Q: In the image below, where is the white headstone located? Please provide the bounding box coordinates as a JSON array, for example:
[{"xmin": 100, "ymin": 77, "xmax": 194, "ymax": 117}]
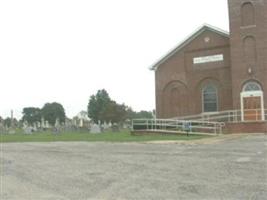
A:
[
  {"xmin": 41, "ymin": 117, "xmax": 45, "ymax": 128},
  {"xmin": 79, "ymin": 119, "xmax": 83, "ymax": 127},
  {"xmin": 55, "ymin": 118, "xmax": 60, "ymax": 127},
  {"xmin": 36, "ymin": 121, "xmax": 39, "ymax": 128},
  {"xmin": 90, "ymin": 123, "xmax": 101, "ymax": 134},
  {"xmin": 103, "ymin": 121, "xmax": 109, "ymax": 130},
  {"xmin": 23, "ymin": 121, "xmax": 28, "ymax": 129},
  {"xmin": 45, "ymin": 121, "xmax": 50, "ymax": 128},
  {"xmin": 24, "ymin": 126, "xmax": 33, "ymax": 134},
  {"xmin": 33, "ymin": 123, "xmax": 37, "ymax": 131}
]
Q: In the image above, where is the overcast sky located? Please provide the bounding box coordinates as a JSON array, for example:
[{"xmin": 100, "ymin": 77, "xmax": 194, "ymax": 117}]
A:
[{"xmin": 0, "ymin": 0, "xmax": 229, "ymax": 119}]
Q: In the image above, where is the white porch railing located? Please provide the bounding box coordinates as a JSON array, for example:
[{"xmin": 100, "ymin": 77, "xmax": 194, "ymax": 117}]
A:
[
  {"xmin": 132, "ymin": 109, "xmax": 266, "ymax": 135},
  {"xmin": 174, "ymin": 109, "xmax": 267, "ymax": 123},
  {"xmin": 132, "ymin": 119, "xmax": 225, "ymax": 135}
]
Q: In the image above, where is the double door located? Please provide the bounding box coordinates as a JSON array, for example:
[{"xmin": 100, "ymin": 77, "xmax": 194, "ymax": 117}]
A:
[{"xmin": 243, "ymin": 96, "xmax": 262, "ymax": 121}]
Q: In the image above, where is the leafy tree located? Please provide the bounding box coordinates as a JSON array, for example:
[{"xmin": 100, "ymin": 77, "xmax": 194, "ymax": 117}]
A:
[
  {"xmin": 88, "ymin": 89, "xmax": 112, "ymax": 123},
  {"xmin": 125, "ymin": 107, "xmax": 136, "ymax": 119},
  {"xmin": 126, "ymin": 109, "xmax": 153, "ymax": 119},
  {"xmin": 113, "ymin": 103, "xmax": 128, "ymax": 123},
  {"xmin": 22, "ymin": 107, "xmax": 41, "ymax": 125},
  {"xmin": 88, "ymin": 89, "xmax": 153, "ymax": 124},
  {"xmin": 42, "ymin": 102, "xmax": 66, "ymax": 125},
  {"xmin": 134, "ymin": 110, "xmax": 153, "ymax": 119},
  {"xmin": 104, "ymin": 101, "xmax": 128, "ymax": 123}
]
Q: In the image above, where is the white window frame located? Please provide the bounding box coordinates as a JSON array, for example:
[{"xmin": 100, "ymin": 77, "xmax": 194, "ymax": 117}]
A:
[{"xmin": 202, "ymin": 85, "xmax": 218, "ymax": 113}]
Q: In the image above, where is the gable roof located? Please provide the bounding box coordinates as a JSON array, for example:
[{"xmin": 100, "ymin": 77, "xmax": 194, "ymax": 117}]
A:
[{"xmin": 150, "ymin": 24, "xmax": 229, "ymax": 71}]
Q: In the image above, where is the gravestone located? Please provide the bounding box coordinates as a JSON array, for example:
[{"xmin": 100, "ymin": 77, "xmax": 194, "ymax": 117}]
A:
[
  {"xmin": 45, "ymin": 121, "xmax": 50, "ymax": 129},
  {"xmin": 24, "ymin": 126, "xmax": 33, "ymax": 134},
  {"xmin": 79, "ymin": 119, "xmax": 83, "ymax": 128},
  {"xmin": 123, "ymin": 123, "xmax": 128, "ymax": 129},
  {"xmin": 37, "ymin": 121, "xmax": 41, "ymax": 129},
  {"xmin": 90, "ymin": 123, "xmax": 101, "ymax": 134},
  {"xmin": 41, "ymin": 117, "xmax": 45, "ymax": 129},
  {"xmin": 55, "ymin": 118, "xmax": 60, "ymax": 128},
  {"xmin": 33, "ymin": 123, "xmax": 38, "ymax": 132},
  {"xmin": 102, "ymin": 121, "xmax": 111, "ymax": 132},
  {"xmin": 23, "ymin": 121, "xmax": 28, "ymax": 129}
]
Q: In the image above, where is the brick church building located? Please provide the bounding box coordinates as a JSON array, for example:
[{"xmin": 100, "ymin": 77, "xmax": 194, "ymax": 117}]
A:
[{"xmin": 151, "ymin": 0, "xmax": 266, "ymax": 125}]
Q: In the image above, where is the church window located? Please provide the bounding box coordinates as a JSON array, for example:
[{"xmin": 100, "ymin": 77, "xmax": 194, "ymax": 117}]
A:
[
  {"xmin": 241, "ymin": 2, "xmax": 255, "ymax": 26},
  {"xmin": 202, "ymin": 85, "xmax": 218, "ymax": 112},
  {"xmin": 243, "ymin": 81, "xmax": 261, "ymax": 92}
]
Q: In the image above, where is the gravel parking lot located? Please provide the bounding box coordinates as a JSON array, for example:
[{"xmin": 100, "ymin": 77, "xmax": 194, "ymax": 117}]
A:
[{"xmin": 1, "ymin": 134, "xmax": 267, "ymax": 200}]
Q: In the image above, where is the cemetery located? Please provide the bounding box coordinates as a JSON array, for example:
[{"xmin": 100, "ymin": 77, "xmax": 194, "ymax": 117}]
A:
[
  {"xmin": 0, "ymin": 111, "xmax": 208, "ymax": 143},
  {"xmin": 0, "ymin": 126, "xmax": 207, "ymax": 143},
  {"xmin": 0, "ymin": 89, "xmax": 211, "ymax": 142}
]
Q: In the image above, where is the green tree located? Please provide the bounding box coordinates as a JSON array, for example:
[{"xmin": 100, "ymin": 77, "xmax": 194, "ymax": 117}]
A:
[
  {"xmin": 125, "ymin": 107, "xmax": 136, "ymax": 119},
  {"xmin": 104, "ymin": 101, "xmax": 128, "ymax": 123},
  {"xmin": 88, "ymin": 89, "xmax": 112, "ymax": 123},
  {"xmin": 134, "ymin": 110, "xmax": 153, "ymax": 119},
  {"xmin": 126, "ymin": 109, "xmax": 153, "ymax": 119},
  {"xmin": 88, "ymin": 89, "xmax": 152, "ymax": 124},
  {"xmin": 42, "ymin": 102, "xmax": 66, "ymax": 125},
  {"xmin": 22, "ymin": 107, "xmax": 41, "ymax": 125}
]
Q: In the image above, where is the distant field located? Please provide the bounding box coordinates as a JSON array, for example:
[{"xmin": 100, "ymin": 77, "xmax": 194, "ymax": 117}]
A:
[{"xmin": 0, "ymin": 131, "xmax": 209, "ymax": 143}]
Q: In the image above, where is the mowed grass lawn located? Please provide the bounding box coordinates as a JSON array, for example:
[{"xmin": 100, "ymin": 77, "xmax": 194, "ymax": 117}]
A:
[{"xmin": 0, "ymin": 131, "xmax": 210, "ymax": 143}]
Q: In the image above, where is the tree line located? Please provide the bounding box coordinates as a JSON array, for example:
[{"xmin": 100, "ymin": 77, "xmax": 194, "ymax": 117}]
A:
[
  {"xmin": 87, "ymin": 89, "xmax": 153, "ymax": 124},
  {"xmin": 0, "ymin": 89, "xmax": 153, "ymax": 127},
  {"xmin": 22, "ymin": 102, "xmax": 66, "ymax": 126}
]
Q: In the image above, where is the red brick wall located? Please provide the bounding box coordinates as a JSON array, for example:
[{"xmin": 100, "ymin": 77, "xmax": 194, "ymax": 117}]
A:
[
  {"xmin": 228, "ymin": 0, "xmax": 267, "ymax": 109},
  {"xmin": 155, "ymin": 30, "xmax": 233, "ymax": 118},
  {"xmin": 224, "ymin": 121, "xmax": 267, "ymax": 134},
  {"xmin": 154, "ymin": 0, "xmax": 267, "ymax": 119}
]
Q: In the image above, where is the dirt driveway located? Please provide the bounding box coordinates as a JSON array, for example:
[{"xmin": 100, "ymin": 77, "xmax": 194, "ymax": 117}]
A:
[{"xmin": 1, "ymin": 134, "xmax": 266, "ymax": 200}]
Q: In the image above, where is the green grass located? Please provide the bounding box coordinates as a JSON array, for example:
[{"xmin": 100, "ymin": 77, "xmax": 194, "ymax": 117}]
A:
[{"xmin": 0, "ymin": 131, "xmax": 210, "ymax": 143}]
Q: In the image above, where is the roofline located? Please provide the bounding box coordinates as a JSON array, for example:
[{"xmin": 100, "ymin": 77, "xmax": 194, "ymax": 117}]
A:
[{"xmin": 150, "ymin": 24, "xmax": 229, "ymax": 71}]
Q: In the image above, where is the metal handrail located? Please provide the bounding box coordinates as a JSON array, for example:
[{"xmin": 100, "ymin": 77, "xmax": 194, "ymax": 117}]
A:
[
  {"xmin": 132, "ymin": 109, "xmax": 267, "ymax": 135},
  {"xmin": 175, "ymin": 109, "xmax": 239, "ymax": 119},
  {"xmin": 174, "ymin": 109, "xmax": 267, "ymax": 123},
  {"xmin": 132, "ymin": 119, "xmax": 225, "ymax": 135}
]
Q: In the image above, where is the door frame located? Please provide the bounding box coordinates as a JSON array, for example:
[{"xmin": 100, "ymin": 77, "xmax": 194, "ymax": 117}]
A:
[{"xmin": 240, "ymin": 90, "xmax": 264, "ymax": 121}]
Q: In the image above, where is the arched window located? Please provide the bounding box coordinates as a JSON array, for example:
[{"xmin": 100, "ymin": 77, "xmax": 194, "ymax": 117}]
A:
[
  {"xmin": 170, "ymin": 88, "xmax": 180, "ymax": 116},
  {"xmin": 243, "ymin": 81, "xmax": 262, "ymax": 92},
  {"xmin": 241, "ymin": 2, "xmax": 255, "ymax": 26},
  {"xmin": 202, "ymin": 85, "xmax": 218, "ymax": 112},
  {"xmin": 243, "ymin": 36, "xmax": 257, "ymax": 64}
]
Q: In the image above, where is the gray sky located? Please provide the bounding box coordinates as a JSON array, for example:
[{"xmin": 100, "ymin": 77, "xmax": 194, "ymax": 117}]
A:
[{"xmin": 0, "ymin": 0, "xmax": 229, "ymax": 119}]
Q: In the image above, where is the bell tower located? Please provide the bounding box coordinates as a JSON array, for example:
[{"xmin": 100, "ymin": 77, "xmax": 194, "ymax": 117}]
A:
[{"xmin": 228, "ymin": 0, "xmax": 267, "ymax": 119}]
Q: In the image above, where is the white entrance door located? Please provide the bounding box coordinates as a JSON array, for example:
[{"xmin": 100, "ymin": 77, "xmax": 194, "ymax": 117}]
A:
[{"xmin": 241, "ymin": 82, "xmax": 264, "ymax": 121}]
